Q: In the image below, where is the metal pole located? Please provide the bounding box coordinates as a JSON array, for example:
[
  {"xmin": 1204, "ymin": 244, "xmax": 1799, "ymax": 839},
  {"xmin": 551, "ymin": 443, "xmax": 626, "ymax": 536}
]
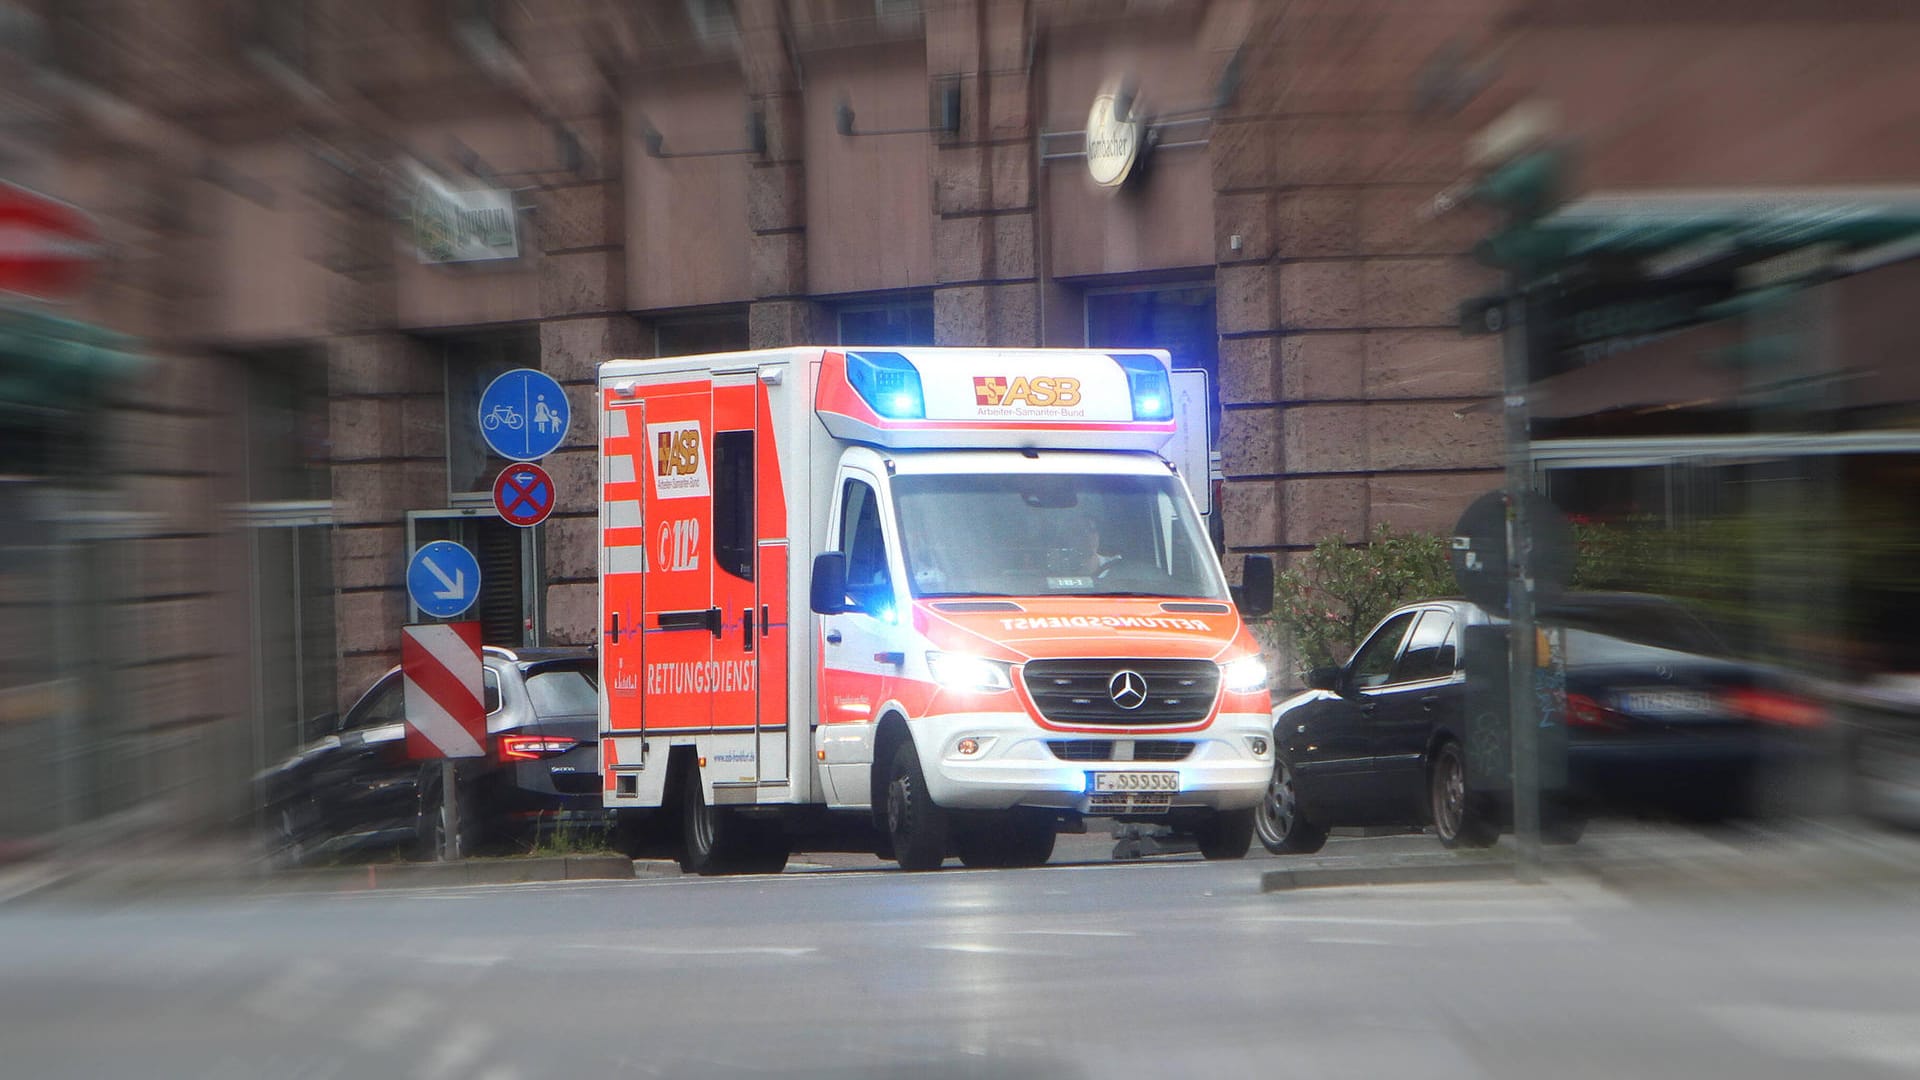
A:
[
  {"xmin": 1503, "ymin": 294, "xmax": 1542, "ymax": 881},
  {"xmin": 441, "ymin": 759, "xmax": 460, "ymax": 861}
]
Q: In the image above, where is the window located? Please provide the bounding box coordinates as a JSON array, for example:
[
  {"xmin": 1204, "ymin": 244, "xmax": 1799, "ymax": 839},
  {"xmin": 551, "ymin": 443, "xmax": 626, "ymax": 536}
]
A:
[
  {"xmin": 839, "ymin": 299, "xmax": 934, "ymax": 347},
  {"xmin": 1086, "ymin": 283, "xmax": 1219, "ymax": 439},
  {"xmin": 656, "ymin": 313, "xmax": 749, "ymax": 358},
  {"xmin": 891, "ymin": 472, "xmax": 1227, "ymax": 600},
  {"xmin": 526, "ymin": 668, "xmax": 598, "ymax": 717},
  {"xmin": 483, "ymin": 669, "xmax": 501, "ymax": 714},
  {"xmin": 1351, "ymin": 613, "xmax": 1416, "ymax": 690},
  {"xmin": 712, "ymin": 429, "xmax": 754, "ymax": 581},
  {"xmin": 244, "ymin": 349, "xmax": 330, "ymax": 504},
  {"xmin": 343, "ymin": 675, "xmax": 406, "ymax": 732},
  {"xmin": 838, "ymin": 479, "xmax": 892, "ymax": 615},
  {"xmin": 409, "ymin": 510, "xmax": 537, "ymax": 647},
  {"xmin": 1393, "ymin": 612, "xmax": 1458, "ymax": 683},
  {"xmin": 441, "ymin": 330, "xmax": 536, "ymax": 497}
]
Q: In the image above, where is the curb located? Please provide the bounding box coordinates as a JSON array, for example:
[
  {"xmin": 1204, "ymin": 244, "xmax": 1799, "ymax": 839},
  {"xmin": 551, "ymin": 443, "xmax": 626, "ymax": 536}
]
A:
[
  {"xmin": 1261, "ymin": 861, "xmax": 1516, "ymax": 892},
  {"xmin": 266, "ymin": 853, "xmax": 637, "ymax": 892}
]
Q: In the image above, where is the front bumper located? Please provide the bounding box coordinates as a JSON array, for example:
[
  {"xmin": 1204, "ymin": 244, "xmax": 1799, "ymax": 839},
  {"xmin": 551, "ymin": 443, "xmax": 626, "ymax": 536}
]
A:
[{"xmin": 912, "ymin": 710, "xmax": 1273, "ymax": 814}]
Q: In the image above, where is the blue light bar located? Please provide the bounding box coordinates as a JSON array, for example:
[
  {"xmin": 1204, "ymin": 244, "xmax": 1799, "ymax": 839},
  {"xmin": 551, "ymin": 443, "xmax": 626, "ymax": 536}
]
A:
[
  {"xmin": 1111, "ymin": 353, "xmax": 1174, "ymax": 422},
  {"xmin": 845, "ymin": 351, "xmax": 926, "ymax": 420}
]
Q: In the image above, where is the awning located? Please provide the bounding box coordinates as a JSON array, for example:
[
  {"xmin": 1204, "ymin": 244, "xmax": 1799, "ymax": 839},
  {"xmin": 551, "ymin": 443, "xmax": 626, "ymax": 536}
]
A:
[{"xmin": 0, "ymin": 307, "xmax": 145, "ymax": 415}]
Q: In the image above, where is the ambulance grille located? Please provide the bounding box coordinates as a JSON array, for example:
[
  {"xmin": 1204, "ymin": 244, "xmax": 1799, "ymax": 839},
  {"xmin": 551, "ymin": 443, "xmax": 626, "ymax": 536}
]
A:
[
  {"xmin": 1022, "ymin": 660, "xmax": 1219, "ymax": 726},
  {"xmin": 1047, "ymin": 740, "xmax": 1195, "ymax": 762}
]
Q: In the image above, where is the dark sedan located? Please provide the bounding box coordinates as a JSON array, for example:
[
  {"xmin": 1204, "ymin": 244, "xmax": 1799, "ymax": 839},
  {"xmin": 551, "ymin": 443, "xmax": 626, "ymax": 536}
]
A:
[
  {"xmin": 1258, "ymin": 594, "xmax": 1825, "ymax": 853},
  {"xmin": 258, "ymin": 646, "xmax": 602, "ymax": 864}
]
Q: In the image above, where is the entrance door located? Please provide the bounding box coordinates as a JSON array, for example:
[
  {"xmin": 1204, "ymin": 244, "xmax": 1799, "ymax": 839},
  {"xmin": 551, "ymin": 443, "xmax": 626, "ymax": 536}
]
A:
[
  {"xmin": 636, "ymin": 381, "xmax": 719, "ymax": 734},
  {"xmin": 711, "ymin": 372, "xmax": 791, "ymax": 784}
]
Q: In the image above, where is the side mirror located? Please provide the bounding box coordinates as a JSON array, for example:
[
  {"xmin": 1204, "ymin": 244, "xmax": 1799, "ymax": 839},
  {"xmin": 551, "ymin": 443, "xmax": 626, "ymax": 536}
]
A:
[
  {"xmin": 810, "ymin": 552, "xmax": 849, "ymax": 615},
  {"xmin": 1236, "ymin": 554, "xmax": 1274, "ymax": 618},
  {"xmin": 1306, "ymin": 666, "xmax": 1342, "ymax": 692},
  {"xmin": 317, "ymin": 712, "xmax": 343, "ymax": 737}
]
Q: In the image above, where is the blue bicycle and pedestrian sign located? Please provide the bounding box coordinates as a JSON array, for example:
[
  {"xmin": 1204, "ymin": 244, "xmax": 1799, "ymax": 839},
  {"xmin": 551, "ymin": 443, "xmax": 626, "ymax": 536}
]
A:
[
  {"xmin": 478, "ymin": 367, "xmax": 570, "ymax": 461},
  {"xmin": 408, "ymin": 540, "xmax": 482, "ymax": 619},
  {"xmin": 492, "ymin": 463, "xmax": 556, "ymax": 528}
]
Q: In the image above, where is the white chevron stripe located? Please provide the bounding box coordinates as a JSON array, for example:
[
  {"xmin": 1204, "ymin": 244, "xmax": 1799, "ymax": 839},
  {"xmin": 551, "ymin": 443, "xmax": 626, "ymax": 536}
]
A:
[
  {"xmin": 604, "ymin": 408, "xmax": 629, "ymax": 438},
  {"xmin": 608, "ymin": 546, "xmax": 647, "ymax": 574},
  {"xmin": 605, "ymin": 454, "xmax": 636, "ymax": 485},
  {"xmin": 408, "ymin": 625, "xmax": 483, "ymax": 706},
  {"xmin": 607, "ymin": 500, "xmax": 642, "ymax": 528},
  {"xmin": 404, "ymin": 678, "xmax": 485, "ymax": 758}
]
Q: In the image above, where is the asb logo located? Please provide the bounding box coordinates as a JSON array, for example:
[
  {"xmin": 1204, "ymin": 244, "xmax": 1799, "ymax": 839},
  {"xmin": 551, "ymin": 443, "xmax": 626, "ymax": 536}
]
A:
[
  {"xmin": 645, "ymin": 420, "xmax": 709, "ymax": 499},
  {"xmin": 973, "ymin": 375, "xmax": 1082, "ymax": 408}
]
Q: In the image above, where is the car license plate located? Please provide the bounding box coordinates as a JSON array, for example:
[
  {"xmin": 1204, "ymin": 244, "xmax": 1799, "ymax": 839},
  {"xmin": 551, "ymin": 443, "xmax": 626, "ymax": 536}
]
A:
[
  {"xmin": 1092, "ymin": 771, "xmax": 1179, "ymax": 793},
  {"xmin": 1616, "ymin": 690, "xmax": 1716, "ymax": 717}
]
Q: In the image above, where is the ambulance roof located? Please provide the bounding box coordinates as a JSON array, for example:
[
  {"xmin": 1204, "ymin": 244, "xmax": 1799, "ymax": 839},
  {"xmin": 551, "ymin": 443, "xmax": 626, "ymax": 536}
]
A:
[{"xmin": 814, "ymin": 347, "xmax": 1177, "ymax": 452}]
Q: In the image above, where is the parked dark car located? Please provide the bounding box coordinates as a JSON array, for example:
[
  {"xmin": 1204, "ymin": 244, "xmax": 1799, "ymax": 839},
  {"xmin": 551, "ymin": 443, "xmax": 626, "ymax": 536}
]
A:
[
  {"xmin": 258, "ymin": 646, "xmax": 601, "ymax": 864},
  {"xmin": 1258, "ymin": 594, "xmax": 1825, "ymax": 853}
]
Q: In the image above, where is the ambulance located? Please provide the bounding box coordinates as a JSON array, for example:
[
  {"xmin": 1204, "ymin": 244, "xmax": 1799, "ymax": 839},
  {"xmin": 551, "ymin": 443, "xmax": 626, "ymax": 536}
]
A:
[{"xmin": 595, "ymin": 346, "xmax": 1276, "ymax": 873}]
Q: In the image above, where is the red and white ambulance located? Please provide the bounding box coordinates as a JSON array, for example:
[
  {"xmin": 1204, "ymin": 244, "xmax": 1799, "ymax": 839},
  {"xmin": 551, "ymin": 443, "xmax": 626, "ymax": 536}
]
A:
[{"xmin": 596, "ymin": 347, "xmax": 1276, "ymax": 872}]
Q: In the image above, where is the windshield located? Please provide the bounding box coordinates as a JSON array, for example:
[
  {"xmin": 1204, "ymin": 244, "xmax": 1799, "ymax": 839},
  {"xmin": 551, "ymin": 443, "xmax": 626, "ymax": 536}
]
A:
[
  {"xmin": 892, "ymin": 471, "xmax": 1227, "ymax": 600},
  {"xmin": 525, "ymin": 668, "xmax": 598, "ymax": 717}
]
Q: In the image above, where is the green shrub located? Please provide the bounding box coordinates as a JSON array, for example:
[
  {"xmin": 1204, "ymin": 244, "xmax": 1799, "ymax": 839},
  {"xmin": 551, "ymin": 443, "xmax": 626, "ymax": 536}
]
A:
[{"xmin": 1267, "ymin": 525, "xmax": 1454, "ymax": 677}]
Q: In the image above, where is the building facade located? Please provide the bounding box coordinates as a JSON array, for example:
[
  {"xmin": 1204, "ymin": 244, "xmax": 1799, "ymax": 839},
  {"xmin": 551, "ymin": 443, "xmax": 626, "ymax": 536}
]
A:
[{"xmin": 3, "ymin": 0, "xmax": 1914, "ymax": 838}]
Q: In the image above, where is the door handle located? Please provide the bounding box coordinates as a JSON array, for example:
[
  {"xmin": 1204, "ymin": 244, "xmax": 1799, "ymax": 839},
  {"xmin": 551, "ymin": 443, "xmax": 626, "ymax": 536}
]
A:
[
  {"xmin": 1359, "ymin": 701, "xmax": 1376, "ymax": 715},
  {"xmin": 1421, "ymin": 695, "xmax": 1440, "ymax": 712},
  {"xmin": 606, "ymin": 611, "xmax": 621, "ymax": 645},
  {"xmin": 761, "ymin": 605, "xmax": 770, "ymax": 638},
  {"xmin": 825, "ymin": 629, "xmax": 842, "ymax": 645},
  {"xmin": 658, "ymin": 608, "xmax": 723, "ymax": 637},
  {"xmin": 743, "ymin": 607, "xmax": 754, "ymax": 653}
]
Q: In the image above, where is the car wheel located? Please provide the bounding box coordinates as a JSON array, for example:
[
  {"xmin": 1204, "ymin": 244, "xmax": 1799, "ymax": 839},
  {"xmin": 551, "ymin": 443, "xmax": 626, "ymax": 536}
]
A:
[
  {"xmin": 1542, "ymin": 800, "xmax": 1589, "ymax": 846},
  {"xmin": 954, "ymin": 811, "xmax": 1055, "ymax": 869},
  {"xmin": 415, "ymin": 776, "xmax": 483, "ymax": 861},
  {"xmin": 885, "ymin": 739, "xmax": 950, "ymax": 871},
  {"xmin": 680, "ymin": 771, "xmax": 783, "ymax": 875},
  {"xmin": 1194, "ymin": 808, "xmax": 1256, "ymax": 860},
  {"xmin": 1255, "ymin": 758, "xmax": 1329, "ymax": 855},
  {"xmin": 1431, "ymin": 741, "xmax": 1498, "ymax": 849}
]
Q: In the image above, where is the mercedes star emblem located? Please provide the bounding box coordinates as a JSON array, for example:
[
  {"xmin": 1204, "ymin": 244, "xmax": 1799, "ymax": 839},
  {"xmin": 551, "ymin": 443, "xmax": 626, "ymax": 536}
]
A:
[{"xmin": 1108, "ymin": 669, "xmax": 1148, "ymax": 710}]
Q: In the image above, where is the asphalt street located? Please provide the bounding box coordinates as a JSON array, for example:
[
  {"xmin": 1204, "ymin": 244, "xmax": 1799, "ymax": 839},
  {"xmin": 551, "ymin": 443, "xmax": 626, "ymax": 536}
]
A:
[{"xmin": 3, "ymin": 828, "xmax": 1919, "ymax": 1079}]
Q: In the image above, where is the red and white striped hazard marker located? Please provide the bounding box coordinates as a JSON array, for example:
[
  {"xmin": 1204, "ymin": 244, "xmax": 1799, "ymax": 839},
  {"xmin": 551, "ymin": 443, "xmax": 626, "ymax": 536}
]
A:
[{"xmin": 403, "ymin": 622, "xmax": 486, "ymax": 759}]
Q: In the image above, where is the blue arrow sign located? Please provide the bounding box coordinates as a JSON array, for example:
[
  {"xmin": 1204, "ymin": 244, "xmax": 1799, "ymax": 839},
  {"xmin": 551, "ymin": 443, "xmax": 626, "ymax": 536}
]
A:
[
  {"xmin": 408, "ymin": 540, "xmax": 482, "ymax": 620},
  {"xmin": 478, "ymin": 367, "xmax": 570, "ymax": 461}
]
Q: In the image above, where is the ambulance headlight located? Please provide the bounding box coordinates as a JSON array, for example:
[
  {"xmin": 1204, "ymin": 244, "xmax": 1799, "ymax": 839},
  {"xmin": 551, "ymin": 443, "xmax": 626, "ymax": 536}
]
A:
[
  {"xmin": 1222, "ymin": 655, "xmax": 1269, "ymax": 693},
  {"xmin": 927, "ymin": 652, "xmax": 1014, "ymax": 693},
  {"xmin": 845, "ymin": 350, "xmax": 926, "ymax": 420},
  {"xmin": 1113, "ymin": 353, "xmax": 1174, "ymax": 422}
]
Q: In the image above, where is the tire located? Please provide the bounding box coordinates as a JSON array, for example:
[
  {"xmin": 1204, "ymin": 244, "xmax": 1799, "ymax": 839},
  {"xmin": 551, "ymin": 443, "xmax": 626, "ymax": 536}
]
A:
[
  {"xmin": 884, "ymin": 739, "xmax": 950, "ymax": 871},
  {"xmin": 680, "ymin": 771, "xmax": 787, "ymax": 875},
  {"xmin": 1194, "ymin": 808, "xmax": 1256, "ymax": 860},
  {"xmin": 1542, "ymin": 802, "xmax": 1589, "ymax": 846},
  {"xmin": 954, "ymin": 811, "xmax": 1056, "ymax": 869},
  {"xmin": 1431, "ymin": 741, "xmax": 1499, "ymax": 849},
  {"xmin": 1255, "ymin": 758, "xmax": 1329, "ymax": 855}
]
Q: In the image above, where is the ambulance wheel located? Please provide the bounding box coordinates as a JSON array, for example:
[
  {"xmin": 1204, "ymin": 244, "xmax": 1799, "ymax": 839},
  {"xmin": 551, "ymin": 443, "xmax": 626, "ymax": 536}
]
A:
[
  {"xmin": 954, "ymin": 811, "xmax": 1056, "ymax": 869},
  {"xmin": 680, "ymin": 772, "xmax": 770, "ymax": 875},
  {"xmin": 885, "ymin": 740, "xmax": 950, "ymax": 871},
  {"xmin": 1194, "ymin": 808, "xmax": 1255, "ymax": 860}
]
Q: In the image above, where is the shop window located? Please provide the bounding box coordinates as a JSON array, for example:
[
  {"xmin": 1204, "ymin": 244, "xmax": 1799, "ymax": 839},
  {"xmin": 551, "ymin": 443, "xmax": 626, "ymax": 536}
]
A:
[
  {"xmin": 441, "ymin": 329, "xmax": 537, "ymax": 498},
  {"xmin": 838, "ymin": 298, "xmax": 934, "ymax": 347}
]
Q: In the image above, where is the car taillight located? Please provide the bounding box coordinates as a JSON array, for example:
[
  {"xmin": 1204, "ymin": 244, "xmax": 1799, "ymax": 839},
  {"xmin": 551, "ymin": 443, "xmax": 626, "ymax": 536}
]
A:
[
  {"xmin": 501, "ymin": 735, "xmax": 580, "ymax": 760},
  {"xmin": 1723, "ymin": 688, "xmax": 1827, "ymax": 728},
  {"xmin": 1564, "ymin": 692, "xmax": 1621, "ymax": 730}
]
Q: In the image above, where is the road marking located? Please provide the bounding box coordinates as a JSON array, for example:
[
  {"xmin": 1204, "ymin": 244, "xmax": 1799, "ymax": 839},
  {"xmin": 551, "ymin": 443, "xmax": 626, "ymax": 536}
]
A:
[
  {"xmin": 1248, "ymin": 914, "xmax": 1575, "ymax": 928},
  {"xmin": 1005, "ymin": 929, "xmax": 1135, "ymax": 938},
  {"xmin": 579, "ymin": 944, "xmax": 817, "ymax": 958},
  {"xmin": 923, "ymin": 942, "xmax": 1053, "ymax": 956},
  {"xmin": 1306, "ymin": 936, "xmax": 1396, "ymax": 946}
]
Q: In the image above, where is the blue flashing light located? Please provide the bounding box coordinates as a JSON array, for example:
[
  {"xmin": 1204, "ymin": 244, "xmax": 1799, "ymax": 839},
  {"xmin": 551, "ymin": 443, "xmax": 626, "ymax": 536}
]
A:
[
  {"xmin": 1110, "ymin": 353, "xmax": 1174, "ymax": 422},
  {"xmin": 845, "ymin": 351, "xmax": 926, "ymax": 420}
]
